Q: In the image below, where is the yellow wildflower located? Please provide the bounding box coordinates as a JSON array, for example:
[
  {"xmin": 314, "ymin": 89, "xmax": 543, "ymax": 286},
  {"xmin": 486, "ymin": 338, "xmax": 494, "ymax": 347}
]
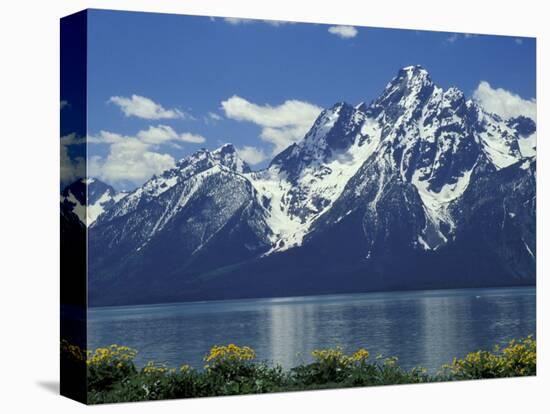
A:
[
  {"xmin": 86, "ymin": 344, "xmax": 137, "ymax": 367},
  {"xmin": 203, "ymin": 344, "xmax": 256, "ymax": 368},
  {"xmin": 350, "ymin": 348, "xmax": 370, "ymax": 363},
  {"xmin": 142, "ymin": 361, "xmax": 169, "ymax": 375}
]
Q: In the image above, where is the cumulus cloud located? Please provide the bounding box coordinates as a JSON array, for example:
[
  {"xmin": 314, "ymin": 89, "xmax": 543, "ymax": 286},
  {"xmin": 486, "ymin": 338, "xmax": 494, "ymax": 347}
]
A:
[
  {"xmin": 221, "ymin": 95, "xmax": 322, "ymax": 154},
  {"xmin": 89, "ymin": 125, "xmax": 206, "ymax": 187},
  {"xmin": 136, "ymin": 125, "xmax": 177, "ymax": 144},
  {"xmin": 89, "ymin": 131, "xmax": 175, "ymax": 186},
  {"xmin": 473, "ymin": 81, "xmax": 536, "ymax": 120},
  {"xmin": 328, "ymin": 25, "xmax": 358, "ymax": 39},
  {"xmin": 136, "ymin": 125, "xmax": 206, "ymax": 144},
  {"xmin": 180, "ymin": 133, "xmax": 207, "ymax": 143},
  {"xmin": 237, "ymin": 146, "xmax": 268, "ymax": 165},
  {"xmin": 60, "ymin": 148, "xmax": 85, "ymax": 184},
  {"xmin": 60, "ymin": 133, "xmax": 85, "ymax": 184},
  {"xmin": 60, "ymin": 133, "xmax": 86, "ymax": 146},
  {"xmin": 109, "ymin": 95, "xmax": 190, "ymax": 120}
]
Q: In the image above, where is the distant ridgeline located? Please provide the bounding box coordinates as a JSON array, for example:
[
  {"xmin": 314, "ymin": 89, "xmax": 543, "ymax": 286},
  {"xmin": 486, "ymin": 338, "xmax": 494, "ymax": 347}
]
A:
[{"xmin": 61, "ymin": 66, "xmax": 536, "ymax": 306}]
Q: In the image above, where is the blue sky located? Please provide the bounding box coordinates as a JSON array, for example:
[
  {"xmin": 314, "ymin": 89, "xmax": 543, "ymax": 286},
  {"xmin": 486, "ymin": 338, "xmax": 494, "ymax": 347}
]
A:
[{"xmin": 63, "ymin": 9, "xmax": 536, "ymax": 190}]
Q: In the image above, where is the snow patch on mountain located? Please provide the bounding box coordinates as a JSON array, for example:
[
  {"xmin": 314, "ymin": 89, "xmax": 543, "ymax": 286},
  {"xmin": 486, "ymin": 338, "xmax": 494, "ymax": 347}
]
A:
[
  {"xmin": 61, "ymin": 178, "xmax": 127, "ymax": 226},
  {"xmin": 87, "ymin": 190, "xmax": 127, "ymax": 225},
  {"xmin": 62, "ymin": 190, "xmax": 87, "ymax": 224},
  {"xmin": 249, "ymin": 103, "xmax": 382, "ymax": 253},
  {"xmin": 518, "ymin": 133, "xmax": 536, "ymax": 158},
  {"xmin": 150, "ymin": 164, "xmax": 238, "ymax": 236},
  {"xmin": 412, "ymin": 165, "xmax": 474, "ymax": 247},
  {"xmin": 474, "ymin": 109, "xmax": 526, "ymax": 169}
]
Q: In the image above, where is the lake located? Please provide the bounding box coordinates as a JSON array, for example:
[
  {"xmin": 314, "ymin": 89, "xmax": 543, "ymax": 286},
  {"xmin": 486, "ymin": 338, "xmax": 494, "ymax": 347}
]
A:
[{"xmin": 88, "ymin": 287, "xmax": 535, "ymax": 373}]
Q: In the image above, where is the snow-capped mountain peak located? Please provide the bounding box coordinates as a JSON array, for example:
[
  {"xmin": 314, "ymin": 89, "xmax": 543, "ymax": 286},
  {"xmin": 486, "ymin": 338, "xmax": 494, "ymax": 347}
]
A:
[
  {"xmin": 212, "ymin": 143, "xmax": 251, "ymax": 174},
  {"xmin": 87, "ymin": 65, "xmax": 536, "ymax": 306},
  {"xmin": 372, "ymin": 65, "xmax": 435, "ymax": 118},
  {"xmin": 93, "ymin": 144, "xmax": 251, "ymax": 229},
  {"xmin": 270, "ymin": 101, "xmax": 370, "ymax": 176},
  {"xmin": 61, "ymin": 178, "xmax": 127, "ymax": 226},
  {"xmin": 87, "ymin": 66, "xmax": 536, "ymax": 251},
  {"xmin": 252, "ymin": 100, "xmax": 382, "ymax": 252}
]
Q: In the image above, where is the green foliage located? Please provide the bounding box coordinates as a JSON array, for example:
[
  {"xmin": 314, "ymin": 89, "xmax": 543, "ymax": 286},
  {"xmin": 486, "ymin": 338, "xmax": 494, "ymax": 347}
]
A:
[
  {"xmin": 200, "ymin": 344, "xmax": 288, "ymax": 395},
  {"xmin": 291, "ymin": 349, "xmax": 430, "ymax": 389},
  {"xmin": 440, "ymin": 335, "xmax": 536, "ymax": 380},
  {"xmin": 88, "ymin": 368, "xmax": 202, "ymax": 403},
  {"xmin": 60, "ymin": 336, "xmax": 536, "ymax": 404},
  {"xmin": 86, "ymin": 345, "xmax": 138, "ymax": 391},
  {"xmin": 292, "ymin": 347, "xmax": 366, "ymax": 385}
]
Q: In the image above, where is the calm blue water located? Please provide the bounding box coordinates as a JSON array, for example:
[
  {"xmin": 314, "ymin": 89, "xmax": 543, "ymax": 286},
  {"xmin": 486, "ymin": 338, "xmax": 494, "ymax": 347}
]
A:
[{"xmin": 88, "ymin": 287, "xmax": 535, "ymax": 373}]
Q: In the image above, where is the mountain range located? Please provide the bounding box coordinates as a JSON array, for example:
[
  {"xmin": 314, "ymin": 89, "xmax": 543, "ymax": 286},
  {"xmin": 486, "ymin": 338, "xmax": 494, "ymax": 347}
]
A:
[{"xmin": 61, "ymin": 65, "xmax": 536, "ymax": 306}]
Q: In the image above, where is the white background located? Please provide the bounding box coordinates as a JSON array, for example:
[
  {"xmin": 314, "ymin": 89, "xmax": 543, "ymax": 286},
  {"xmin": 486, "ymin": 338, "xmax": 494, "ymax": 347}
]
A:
[{"xmin": 0, "ymin": 0, "xmax": 547, "ymax": 412}]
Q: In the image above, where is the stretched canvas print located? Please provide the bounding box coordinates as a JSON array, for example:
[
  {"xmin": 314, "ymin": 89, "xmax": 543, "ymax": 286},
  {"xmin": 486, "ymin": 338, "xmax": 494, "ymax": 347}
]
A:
[{"xmin": 60, "ymin": 9, "xmax": 537, "ymax": 404}]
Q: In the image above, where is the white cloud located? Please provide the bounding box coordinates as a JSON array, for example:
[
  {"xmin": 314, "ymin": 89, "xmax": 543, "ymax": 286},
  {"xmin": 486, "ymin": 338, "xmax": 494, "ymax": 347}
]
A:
[
  {"xmin": 259, "ymin": 126, "xmax": 308, "ymax": 151},
  {"xmin": 136, "ymin": 125, "xmax": 178, "ymax": 144},
  {"xmin": 60, "ymin": 147, "xmax": 85, "ymax": 184},
  {"xmin": 473, "ymin": 81, "xmax": 536, "ymax": 120},
  {"xmin": 446, "ymin": 33, "xmax": 477, "ymax": 44},
  {"xmin": 208, "ymin": 112, "xmax": 223, "ymax": 121},
  {"xmin": 263, "ymin": 20, "xmax": 294, "ymax": 27},
  {"xmin": 221, "ymin": 95, "xmax": 322, "ymax": 154},
  {"xmin": 223, "ymin": 17, "xmax": 294, "ymax": 26},
  {"xmin": 237, "ymin": 146, "xmax": 268, "ymax": 165},
  {"xmin": 60, "ymin": 133, "xmax": 86, "ymax": 146},
  {"xmin": 60, "ymin": 133, "xmax": 86, "ymax": 184},
  {"xmin": 89, "ymin": 125, "xmax": 206, "ymax": 186},
  {"xmin": 221, "ymin": 96, "xmax": 319, "ymax": 128},
  {"xmin": 223, "ymin": 17, "xmax": 253, "ymax": 25},
  {"xmin": 89, "ymin": 131, "xmax": 175, "ymax": 186},
  {"xmin": 180, "ymin": 133, "xmax": 206, "ymax": 143},
  {"xmin": 109, "ymin": 95, "xmax": 190, "ymax": 120},
  {"xmin": 446, "ymin": 33, "xmax": 459, "ymax": 43},
  {"xmin": 328, "ymin": 25, "xmax": 358, "ymax": 39},
  {"xmin": 204, "ymin": 112, "xmax": 223, "ymax": 124},
  {"xmin": 136, "ymin": 125, "xmax": 206, "ymax": 144}
]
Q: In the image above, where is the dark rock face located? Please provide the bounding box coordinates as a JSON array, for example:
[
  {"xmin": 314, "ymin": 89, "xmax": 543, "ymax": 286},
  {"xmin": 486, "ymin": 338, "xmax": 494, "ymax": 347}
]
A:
[
  {"xmin": 60, "ymin": 200, "xmax": 86, "ymax": 306},
  {"xmin": 61, "ymin": 179, "xmax": 86, "ymax": 205},
  {"xmin": 270, "ymin": 102, "xmax": 367, "ymax": 181},
  {"xmin": 82, "ymin": 66, "xmax": 536, "ymax": 306},
  {"xmin": 61, "ymin": 178, "xmax": 125, "ymax": 225},
  {"xmin": 450, "ymin": 158, "xmax": 536, "ymax": 281},
  {"xmin": 508, "ymin": 116, "xmax": 536, "ymax": 137}
]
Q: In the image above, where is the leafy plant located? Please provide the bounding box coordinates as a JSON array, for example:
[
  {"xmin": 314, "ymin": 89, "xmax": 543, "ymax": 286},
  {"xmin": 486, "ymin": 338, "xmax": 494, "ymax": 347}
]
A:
[
  {"xmin": 86, "ymin": 345, "xmax": 138, "ymax": 391},
  {"xmin": 202, "ymin": 344, "xmax": 287, "ymax": 395},
  {"xmin": 441, "ymin": 336, "xmax": 536, "ymax": 380},
  {"xmin": 60, "ymin": 336, "xmax": 537, "ymax": 404}
]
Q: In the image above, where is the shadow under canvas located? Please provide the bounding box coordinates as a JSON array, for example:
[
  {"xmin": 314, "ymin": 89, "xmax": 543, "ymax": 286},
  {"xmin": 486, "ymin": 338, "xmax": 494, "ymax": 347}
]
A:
[{"xmin": 36, "ymin": 380, "xmax": 59, "ymax": 395}]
